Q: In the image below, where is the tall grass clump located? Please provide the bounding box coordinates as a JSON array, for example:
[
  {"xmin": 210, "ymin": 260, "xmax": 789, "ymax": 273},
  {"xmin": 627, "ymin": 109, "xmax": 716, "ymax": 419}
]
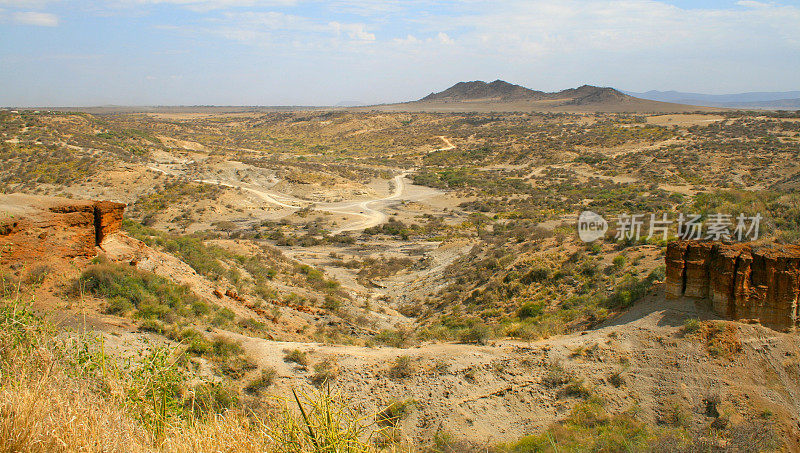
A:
[{"xmin": 0, "ymin": 296, "xmax": 404, "ymax": 452}]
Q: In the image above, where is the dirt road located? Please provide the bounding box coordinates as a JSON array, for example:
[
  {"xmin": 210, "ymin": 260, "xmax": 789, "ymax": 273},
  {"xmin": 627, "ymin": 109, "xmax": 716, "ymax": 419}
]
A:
[
  {"xmin": 325, "ymin": 173, "xmax": 407, "ymax": 234},
  {"xmin": 196, "ymin": 172, "xmax": 409, "ymax": 233}
]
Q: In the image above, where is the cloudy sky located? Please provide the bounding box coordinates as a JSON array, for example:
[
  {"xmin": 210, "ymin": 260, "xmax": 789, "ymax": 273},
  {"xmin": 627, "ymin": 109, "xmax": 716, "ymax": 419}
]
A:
[{"xmin": 1, "ymin": 0, "xmax": 799, "ymax": 106}]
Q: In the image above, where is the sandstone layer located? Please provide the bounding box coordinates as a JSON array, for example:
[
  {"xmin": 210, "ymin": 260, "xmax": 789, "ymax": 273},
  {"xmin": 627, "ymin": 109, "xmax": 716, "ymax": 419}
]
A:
[
  {"xmin": 0, "ymin": 193, "xmax": 125, "ymax": 266},
  {"xmin": 666, "ymin": 240, "xmax": 800, "ymax": 331}
]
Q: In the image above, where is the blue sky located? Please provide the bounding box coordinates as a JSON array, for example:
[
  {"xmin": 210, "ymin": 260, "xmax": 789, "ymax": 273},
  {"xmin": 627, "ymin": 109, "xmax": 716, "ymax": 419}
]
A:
[{"xmin": 1, "ymin": 0, "xmax": 799, "ymax": 106}]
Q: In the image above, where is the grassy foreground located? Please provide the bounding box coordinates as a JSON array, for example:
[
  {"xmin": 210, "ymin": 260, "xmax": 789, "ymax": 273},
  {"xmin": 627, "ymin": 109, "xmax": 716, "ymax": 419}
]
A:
[
  {"xmin": 0, "ymin": 289, "xmax": 781, "ymax": 452},
  {"xmin": 0, "ymin": 295, "xmax": 395, "ymax": 452}
]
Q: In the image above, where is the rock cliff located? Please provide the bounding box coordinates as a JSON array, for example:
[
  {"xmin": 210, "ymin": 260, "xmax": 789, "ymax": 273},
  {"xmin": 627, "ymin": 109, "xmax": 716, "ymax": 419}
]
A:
[
  {"xmin": 666, "ymin": 240, "xmax": 800, "ymax": 331},
  {"xmin": 0, "ymin": 194, "xmax": 125, "ymax": 266}
]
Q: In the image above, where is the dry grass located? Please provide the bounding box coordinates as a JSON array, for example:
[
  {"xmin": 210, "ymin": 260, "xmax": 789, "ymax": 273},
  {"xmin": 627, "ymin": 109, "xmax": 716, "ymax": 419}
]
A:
[
  {"xmin": 0, "ymin": 297, "xmax": 404, "ymax": 452},
  {"xmin": 691, "ymin": 321, "xmax": 743, "ymax": 359},
  {"xmin": 0, "ymin": 300, "xmax": 152, "ymax": 452},
  {"xmin": 0, "ymin": 375, "xmax": 151, "ymax": 452}
]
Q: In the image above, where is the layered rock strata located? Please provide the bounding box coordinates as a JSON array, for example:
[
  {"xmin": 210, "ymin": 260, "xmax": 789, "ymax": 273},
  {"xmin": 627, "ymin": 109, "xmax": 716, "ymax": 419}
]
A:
[
  {"xmin": 0, "ymin": 194, "xmax": 125, "ymax": 266},
  {"xmin": 666, "ymin": 240, "xmax": 800, "ymax": 331}
]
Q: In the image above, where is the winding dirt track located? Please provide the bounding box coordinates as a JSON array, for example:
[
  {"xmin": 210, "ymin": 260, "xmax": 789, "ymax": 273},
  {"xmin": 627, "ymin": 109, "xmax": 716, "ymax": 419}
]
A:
[
  {"xmin": 190, "ymin": 136, "xmax": 455, "ymax": 233},
  {"xmin": 436, "ymin": 135, "xmax": 455, "ymax": 151},
  {"xmin": 195, "ymin": 172, "xmax": 409, "ymax": 233},
  {"xmin": 324, "ymin": 173, "xmax": 407, "ymax": 234}
]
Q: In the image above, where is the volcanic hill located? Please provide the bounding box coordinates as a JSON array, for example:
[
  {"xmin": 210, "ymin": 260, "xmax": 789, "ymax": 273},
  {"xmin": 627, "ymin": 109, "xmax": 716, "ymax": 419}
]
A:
[{"xmin": 370, "ymin": 79, "xmax": 717, "ymax": 113}]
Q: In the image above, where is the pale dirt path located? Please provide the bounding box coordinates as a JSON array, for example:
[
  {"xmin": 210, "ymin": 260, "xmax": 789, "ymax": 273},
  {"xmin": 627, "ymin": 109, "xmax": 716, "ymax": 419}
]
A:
[
  {"xmin": 326, "ymin": 173, "xmax": 407, "ymax": 234},
  {"xmin": 196, "ymin": 173, "xmax": 409, "ymax": 234},
  {"xmin": 195, "ymin": 291, "xmax": 800, "ymax": 444},
  {"xmin": 387, "ymin": 135, "xmax": 455, "ymax": 158},
  {"xmin": 186, "ymin": 135, "xmax": 449, "ymax": 235},
  {"xmin": 436, "ymin": 135, "xmax": 455, "ymax": 151},
  {"xmin": 195, "ymin": 178, "xmax": 307, "ymax": 210}
]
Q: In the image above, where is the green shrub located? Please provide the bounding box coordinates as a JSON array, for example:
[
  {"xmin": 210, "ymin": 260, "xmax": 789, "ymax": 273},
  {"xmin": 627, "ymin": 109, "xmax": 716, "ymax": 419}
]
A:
[
  {"xmin": 187, "ymin": 337, "xmax": 213, "ymax": 356},
  {"xmin": 560, "ymin": 378, "xmax": 592, "ymax": 398},
  {"xmin": 521, "ymin": 267, "xmax": 550, "ymax": 284},
  {"xmin": 517, "ymin": 302, "xmax": 545, "ymax": 319},
  {"xmin": 608, "ymin": 371, "xmax": 625, "ymax": 388},
  {"xmin": 542, "ymin": 361, "xmax": 571, "ymax": 388},
  {"xmin": 611, "ymin": 255, "xmax": 627, "ymax": 269},
  {"xmin": 210, "ymin": 308, "xmax": 235, "ymax": 327},
  {"xmin": 187, "ymin": 381, "xmax": 238, "ymax": 417},
  {"xmin": 499, "ymin": 398, "xmax": 655, "ymax": 453},
  {"xmin": 682, "ymin": 318, "xmax": 701, "ymax": 334},
  {"xmin": 310, "ymin": 357, "xmax": 340, "ymax": 387},
  {"xmin": 23, "ymin": 265, "xmax": 51, "ymax": 285},
  {"xmin": 106, "ymin": 296, "xmax": 135, "ymax": 315},
  {"xmin": 211, "ymin": 337, "xmax": 244, "ymax": 358},
  {"xmin": 244, "ymin": 368, "xmax": 277, "ymax": 395},
  {"xmin": 218, "ymin": 356, "xmax": 257, "ymax": 379},
  {"xmin": 322, "ymin": 295, "xmax": 342, "ymax": 311},
  {"xmin": 458, "ymin": 323, "xmax": 491, "ymax": 345},
  {"xmin": 78, "ymin": 261, "xmax": 208, "ymax": 323},
  {"xmin": 373, "ymin": 328, "xmax": 415, "ymax": 348},
  {"xmin": 602, "ymin": 267, "xmax": 663, "ymax": 309},
  {"xmin": 376, "ymin": 399, "xmax": 417, "ymax": 427},
  {"xmin": 284, "ymin": 349, "xmax": 310, "ymax": 368},
  {"xmin": 387, "ymin": 355, "xmax": 415, "ymax": 380},
  {"xmin": 238, "ymin": 317, "xmax": 266, "ymax": 332}
]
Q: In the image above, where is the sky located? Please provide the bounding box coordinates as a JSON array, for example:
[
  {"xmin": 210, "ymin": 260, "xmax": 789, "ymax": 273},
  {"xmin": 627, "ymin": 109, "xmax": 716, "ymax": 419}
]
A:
[{"xmin": 1, "ymin": 0, "xmax": 799, "ymax": 106}]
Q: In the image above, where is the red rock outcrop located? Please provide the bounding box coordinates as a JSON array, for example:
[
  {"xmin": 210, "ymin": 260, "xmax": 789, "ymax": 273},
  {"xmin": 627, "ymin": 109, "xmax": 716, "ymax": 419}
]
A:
[
  {"xmin": 94, "ymin": 200, "xmax": 125, "ymax": 244},
  {"xmin": 0, "ymin": 194, "xmax": 125, "ymax": 266},
  {"xmin": 665, "ymin": 240, "xmax": 800, "ymax": 331}
]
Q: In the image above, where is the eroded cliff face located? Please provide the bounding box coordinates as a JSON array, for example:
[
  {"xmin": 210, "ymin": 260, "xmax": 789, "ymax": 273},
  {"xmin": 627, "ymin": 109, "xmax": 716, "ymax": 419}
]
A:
[
  {"xmin": 0, "ymin": 194, "xmax": 125, "ymax": 266},
  {"xmin": 666, "ymin": 240, "xmax": 800, "ymax": 331}
]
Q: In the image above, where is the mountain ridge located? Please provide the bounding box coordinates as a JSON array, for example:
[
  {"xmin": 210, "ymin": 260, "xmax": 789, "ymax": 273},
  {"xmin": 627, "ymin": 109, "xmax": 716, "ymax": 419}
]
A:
[
  {"xmin": 625, "ymin": 89, "xmax": 800, "ymax": 110},
  {"xmin": 419, "ymin": 80, "xmax": 632, "ymax": 105}
]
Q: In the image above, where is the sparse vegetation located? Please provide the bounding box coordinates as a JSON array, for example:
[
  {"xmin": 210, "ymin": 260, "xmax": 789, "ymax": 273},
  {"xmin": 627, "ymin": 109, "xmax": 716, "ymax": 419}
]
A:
[
  {"xmin": 0, "ymin": 298, "xmax": 402, "ymax": 452},
  {"xmin": 2, "ymin": 106, "xmax": 798, "ymax": 450},
  {"xmin": 78, "ymin": 259, "xmax": 212, "ymax": 323},
  {"xmin": 284, "ymin": 349, "xmax": 311, "ymax": 368}
]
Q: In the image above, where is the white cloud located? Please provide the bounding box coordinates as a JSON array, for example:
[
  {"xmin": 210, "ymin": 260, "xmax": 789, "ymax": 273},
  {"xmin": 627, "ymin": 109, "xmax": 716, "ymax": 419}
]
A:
[
  {"xmin": 0, "ymin": 0, "xmax": 58, "ymax": 6},
  {"xmin": 428, "ymin": 0, "xmax": 800, "ymax": 57},
  {"xmin": 222, "ymin": 11, "xmax": 321, "ymax": 31},
  {"xmin": 436, "ymin": 32, "xmax": 453, "ymax": 45},
  {"xmin": 13, "ymin": 11, "xmax": 58, "ymax": 26},
  {"xmin": 393, "ymin": 34, "xmax": 420, "ymax": 45},
  {"xmin": 330, "ymin": 21, "xmax": 375, "ymax": 41},
  {"xmin": 179, "ymin": 11, "xmax": 377, "ymax": 49},
  {"xmin": 123, "ymin": 0, "xmax": 298, "ymax": 12},
  {"xmin": 737, "ymin": 1, "xmax": 771, "ymax": 8}
]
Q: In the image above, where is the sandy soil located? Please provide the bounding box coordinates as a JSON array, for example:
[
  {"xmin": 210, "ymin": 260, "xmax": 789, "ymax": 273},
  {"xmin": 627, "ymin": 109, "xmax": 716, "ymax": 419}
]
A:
[{"xmin": 94, "ymin": 288, "xmax": 800, "ymax": 445}]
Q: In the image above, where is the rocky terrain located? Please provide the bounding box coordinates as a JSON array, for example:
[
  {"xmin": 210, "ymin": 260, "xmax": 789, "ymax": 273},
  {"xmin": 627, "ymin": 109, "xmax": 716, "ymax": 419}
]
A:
[
  {"xmin": 1, "ymin": 106, "xmax": 799, "ymax": 451},
  {"xmin": 2, "ymin": 193, "xmax": 799, "ymax": 450}
]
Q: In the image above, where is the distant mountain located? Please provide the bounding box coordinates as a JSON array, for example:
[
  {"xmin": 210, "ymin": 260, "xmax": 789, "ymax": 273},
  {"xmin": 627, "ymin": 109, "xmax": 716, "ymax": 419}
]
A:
[
  {"xmin": 625, "ymin": 90, "xmax": 800, "ymax": 110},
  {"xmin": 420, "ymin": 80, "xmax": 545, "ymax": 102},
  {"xmin": 419, "ymin": 80, "xmax": 633, "ymax": 105},
  {"xmin": 361, "ymin": 80, "xmax": 719, "ymax": 113},
  {"xmin": 557, "ymin": 85, "xmax": 631, "ymax": 106}
]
